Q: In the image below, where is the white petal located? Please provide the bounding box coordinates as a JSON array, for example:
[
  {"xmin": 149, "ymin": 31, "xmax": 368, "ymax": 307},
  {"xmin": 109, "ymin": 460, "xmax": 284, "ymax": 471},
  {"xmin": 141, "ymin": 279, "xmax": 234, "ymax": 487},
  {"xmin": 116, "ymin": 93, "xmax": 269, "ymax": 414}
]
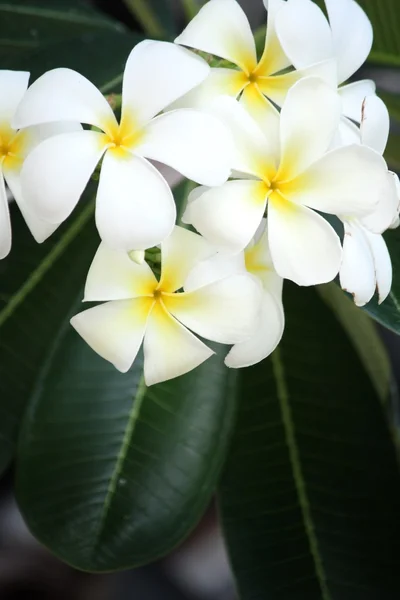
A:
[
  {"xmin": 340, "ymin": 220, "xmax": 376, "ymax": 306},
  {"xmin": 13, "ymin": 68, "xmax": 116, "ymax": 131},
  {"xmin": 175, "ymin": 0, "xmax": 257, "ymax": 74},
  {"xmin": 3, "ymin": 167, "xmax": 59, "ymax": 243},
  {"xmin": 283, "ymin": 145, "xmax": 387, "ymax": 216},
  {"xmin": 167, "ymin": 68, "xmax": 247, "ymax": 111},
  {"xmin": 21, "ymin": 130, "xmax": 106, "ymax": 223},
  {"xmin": 144, "ymin": 301, "xmax": 213, "ymax": 386},
  {"xmin": 184, "ymin": 253, "xmax": 245, "ymax": 292},
  {"xmin": 136, "ymin": 109, "xmax": 232, "ymax": 186},
  {"xmin": 336, "ymin": 116, "xmax": 361, "ymax": 146},
  {"xmin": 225, "ymin": 292, "xmax": 284, "ymax": 367},
  {"xmin": 96, "ymin": 151, "xmax": 176, "ymax": 251},
  {"xmin": 277, "ymin": 77, "xmax": 341, "ymax": 180},
  {"xmin": 163, "ymin": 273, "xmax": 262, "ymax": 344},
  {"xmin": 71, "ymin": 298, "xmax": 153, "ymax": 373},
  {"xmin": 182, "ymin": 184, "xmax": 209, "ymax": 225},
  {"xmin": 339, "ymin": 80, "xmax": 376, "ymax": 124},
  {"xmin": 0, "ymin": 71, "xmax": 29, "ymax": 121},
  {"xmin": 268, "ymin": 201, "xmax": 342, "ymax": 286},
  {"xmin": 239, "ymin": 84, "xmax": 280, "ymax": 152},
  {"xmin": 159, "ymin": 225, "xmax": 216, "ymax": 293},
  {"xmin": 0, "ymin": 171, "xmax": 11, "ymax": 259},
  {"xmin": 189, "ymin": 180, "xmax": 268, "ymax": 254},
  {"xmin": 19, "ymin": 121, "xmax": 83, "ymax": 159},
  {"xmin": 275, "ymin": 0, "xmax": 333, "ymax": 70},
  {"xmin": 84, "ymin": 242, "xmax": 157, "ymax": 302},
  {"xmin": 325, "ymin": 0, "xmax": 373, "ymax": 84},
  {"xmin": 256, "ymin": 0, "xmax": 291, "ymax": 76},
  {"xmin": 363, "ymin": 228, "xmax": 392, "ymax": 304},
  {"xmin": 208, "ymin": 95, "xmax": 278, "ymax": 179},
  {"xmin": 121, "ymin": 40, "xmax": 209, "ymax": 126},
  {"xmin": 359, "ymin": 171, "xmax": 399, "ymax": 234},
  {"xmin": 360, "ymin": 94, "xmax": 389, "ymax": 154}
]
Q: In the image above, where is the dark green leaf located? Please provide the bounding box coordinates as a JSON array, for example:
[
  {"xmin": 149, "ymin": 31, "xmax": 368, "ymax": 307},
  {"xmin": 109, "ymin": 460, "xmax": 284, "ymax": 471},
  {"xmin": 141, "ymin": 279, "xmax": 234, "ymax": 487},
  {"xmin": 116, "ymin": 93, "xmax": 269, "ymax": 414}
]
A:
[
  {"xmin": 359, "ymin": 0, "xmax": 400, "ymax": 66},
  {"xmin": 219, "ymin": 282, "xmax": 400, "ymax": 600},
  {"xmin": 16, "ymin": 337, "xmax": 236, "ymax": 571}
]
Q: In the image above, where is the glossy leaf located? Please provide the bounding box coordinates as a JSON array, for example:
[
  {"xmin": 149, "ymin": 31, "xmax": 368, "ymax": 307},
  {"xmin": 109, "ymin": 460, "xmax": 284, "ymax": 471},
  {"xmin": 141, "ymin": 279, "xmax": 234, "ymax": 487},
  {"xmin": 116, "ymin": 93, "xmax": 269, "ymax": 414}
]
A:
[
  {"xmin": 16, "ymin": 337, "xmax": 236, "ymax": 571},
  {"xmin": 219, "ymin": 282, "xmax": 400, "ymax": 600}
]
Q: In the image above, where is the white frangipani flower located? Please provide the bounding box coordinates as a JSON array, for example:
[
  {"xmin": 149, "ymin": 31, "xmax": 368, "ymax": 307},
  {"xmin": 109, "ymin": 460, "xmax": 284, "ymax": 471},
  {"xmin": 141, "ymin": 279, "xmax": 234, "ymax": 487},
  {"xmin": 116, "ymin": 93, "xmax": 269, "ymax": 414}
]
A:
[
  {"xmin": 13, "ymin": 41, "xmax": 232, "ymax": 252},
  {"xmin": 184, "ymin": 78, "xmax": 387, "ymax": 287},
  {"xmin": 340, "ymin": 96, "xmax": 398, "ymax": 306},
  {"xmin": 71, "ymin": 226, "xmax": 262, "ymax": 386},
  {"xmin": 173, "ymin": 0, "xmax": 336, "ymax": 133},
  {"xmin": 275, "ymin": 0, "xmax": 376, "ymax": 143},
  {"xmin": 185, "ymin": 224, "xmax": 284, "ymax": 368},
  {"xmin": 0, "ymin": 70, "xmax": 80, "ymax": 259}
]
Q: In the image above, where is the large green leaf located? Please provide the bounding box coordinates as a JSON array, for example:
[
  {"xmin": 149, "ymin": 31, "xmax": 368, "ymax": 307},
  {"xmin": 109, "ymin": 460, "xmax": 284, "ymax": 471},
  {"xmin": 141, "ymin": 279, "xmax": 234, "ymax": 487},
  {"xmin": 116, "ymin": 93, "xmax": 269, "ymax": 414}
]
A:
[
  {"xmin": 359, "ymin": 0, "xmax": 400, "ymax": 66},
  {"xmin": 219, "ymin": 282, "xmax": 400, "ymax": 600},
  {"xmin": 16, "ymin": 339, "xmax": 236, "ymax": 571}
]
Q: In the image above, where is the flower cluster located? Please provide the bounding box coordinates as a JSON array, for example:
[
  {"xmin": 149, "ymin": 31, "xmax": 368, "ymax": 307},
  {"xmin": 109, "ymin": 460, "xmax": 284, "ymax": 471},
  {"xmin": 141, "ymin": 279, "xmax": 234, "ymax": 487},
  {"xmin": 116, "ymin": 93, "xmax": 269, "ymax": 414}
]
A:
[{"xmin": 1, "ymin": 0, "xmax": 398, "ymax": 385}]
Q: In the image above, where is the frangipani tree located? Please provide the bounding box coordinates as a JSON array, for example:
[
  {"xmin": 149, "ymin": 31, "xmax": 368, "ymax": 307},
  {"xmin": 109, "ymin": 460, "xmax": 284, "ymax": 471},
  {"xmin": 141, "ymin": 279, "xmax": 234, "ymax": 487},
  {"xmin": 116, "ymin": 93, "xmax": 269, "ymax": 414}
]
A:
[{"xmin": 1, "ymin": 0, "xmax": 400, "ymax": 598}]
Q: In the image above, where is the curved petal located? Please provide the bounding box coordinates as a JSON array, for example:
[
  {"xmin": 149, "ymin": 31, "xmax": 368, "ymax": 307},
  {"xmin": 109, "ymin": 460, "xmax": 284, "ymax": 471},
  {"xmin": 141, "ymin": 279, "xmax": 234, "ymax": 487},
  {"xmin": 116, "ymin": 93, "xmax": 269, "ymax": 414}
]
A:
[
  {"xmin": 184, "ymin": 253, "xmax": 246, "ymax": 292},
  {"xmin": 167, "ymin": 68, "xmax": 247, "ymax": 111},
  {"xmin": 340, "ymin": 80, "xmax": 377, "ymax": 124},
  {"xmin": 3, "ymin": 167, "xmax": 59, "ymax": 244},
  {"xmin": 83, "ymin": 242, "xmax": 157, "ymax": 302},
  {"xmin": 340, "ymin": 220, "xmax": 375, "ymax": 306},
  {"xmin": 163, "ymin": 273, "xmax": 262, "ymax": 344},
  {"xmin": 144, "ymin": 301, "xmax": 213, "ymax": 386},
  {"xmin": 225, "ymin": 291, "xmax": 284, "ymax": 368},
  {"xmin": 182, "ymin": 184, "xmax": 210, "ymax": 225},
  {"xmin": 136, "ymin": 109, "xmax": 232, "ymax": 186},
  {"xmin": 336, "ymin": 116, "xmax": 361, "ymax": 146},
  {"xmin": 121, "ymin": 40, "xmax": 210, "ymax": 126},
  {"xmin": 282, "ymin": 145, "xmax": 387, "ymax": 216},
  {"xmin": 255, "ymin": 0, "xmax": 291, "ymax": 76},
  {"xmin": 360, "ymin": 94, "xmax": 389, "ymax": 155},
  {"xmin": 364, "ymin": 228, "xmax": 392, "ymax": 305},
  {"xmin": 96, "ymin": 151, "xmax": 176, "ymax": 251},
  {"xmin": 159, "ymin": 225, "xmax": 215, "ymax": 293},
  {"xmin": 359, "ymin": 171, "xmax": 399, "ymax": 234},
  {"xmin": 189, "ymin": 180, "xmax": 268, "ymax": 254},
  {"xmin": 17, "ymin": 121, "xmax": 83, "ymax": 159},
  {"xmin": 209, "ymin": 95, "xmax": 277, "ymax": 179},
  {"xmin": 21, "ymin": 130, "xmax": 106, "ymax": 224},
  {"xmin": 0, "ymin": 70, "xmax": 29, "ymax": 121},
  {"xmin": 258, "ymin": 59, "xmax": 337, "ymax": 108},
  {"xmin": 70, "ymin": 298, "xmax": 154, "ymax": 373},
  {"xmin": 274, "ymin": 0, "xmax": 333, "ymax": 70},
  {"xmin": 239, "ymin": 84, "xmax": 280, "ymax": 151},
  {"xmin": 0, "ymin": 171, "xmax": 11, "ymax": 259},
  {"xmin": 268, "ymin": 200, "xmax": 342, "ymax": 286},
  {"xmin": 325, "ymin": 0, "xmax": 373, "ymax": 84},
  {"xmin": 175, "ymin": 0, "xmax": 257, "ymax": 74},
  {"xmin": 277, "ymin": 77, "xmax": 341, "ymax": 181},
  {"xmin": 13, "ymin": 68, "xmax": 116, "ymax": 131}
]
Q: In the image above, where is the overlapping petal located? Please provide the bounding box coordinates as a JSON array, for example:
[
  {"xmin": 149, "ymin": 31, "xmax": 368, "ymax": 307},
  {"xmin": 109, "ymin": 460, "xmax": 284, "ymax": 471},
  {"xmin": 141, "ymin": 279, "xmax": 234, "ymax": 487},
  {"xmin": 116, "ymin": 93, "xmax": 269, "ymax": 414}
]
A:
[
  {"xmin": 339, "ymin": 80, "xmax": 376, "ymax": 124},
  {"xmin": 163, "ymin": 273, "xmax": 261, "ymax": 344},
  {"xmin": 95, "ymin": 151, "xmax": 176, "ymax": 251},
  {"xmin": 255, "ymin": 0, "xmax": 290, "ymax": 76},
  {"xmin": 360, "ymin": 94, "xmax": 389, "ymax": 155},
  {"xmin": 13, "ymin": 68, "xmax": 116, "ymax": 131},
  {"xmin": 268, "ymin": 200, "xmax": 342, "ymax": 285},
  {"xmin": 71, "ymin": 297, "xmax": 154, "ymax": 373},
  {"xmin": 363, "ymin": 228, "xmax": 392, "ymax": 304},
  {"xmin": 0, "ymin": 172, "xmax": 11, "ymax": 259},
  {"xmin": 136, "ymin": 109, "xmax": 232, "ymax": 186},
  {"xmin": 0, "ymin": 70, "xmax": 29, "ymax": 121},
  {"xmin": 144, "ymin": 301, "xmax": 214, "ymax": 386},
  {"xmin": 175, "ymin": 0, "xmax": 257, "ymax": 74},
  {"xmin": 21, "ymin": 130, "xmax": 107, "ymax": 224},
  {"xmin": 359, "ymin": 172, "xmax": 399, "ymax": 234},
  {"xmin": 121, "ymin": 40, "xmax": 210, "ymax": 126},
  {"xmin": 340, "ymin": 221, "xmax": 376, "ymax": 306},
  {"xmin": 239, "ymin": 84, "xmax": 280, "ymax": 147}
]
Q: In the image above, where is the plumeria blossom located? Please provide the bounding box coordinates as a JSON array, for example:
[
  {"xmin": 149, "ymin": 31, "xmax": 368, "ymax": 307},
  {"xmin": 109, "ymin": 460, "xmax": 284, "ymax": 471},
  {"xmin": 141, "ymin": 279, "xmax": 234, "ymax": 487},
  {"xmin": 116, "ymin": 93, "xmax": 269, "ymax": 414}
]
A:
[
  {"xmin": 275, "ymin": 0, "xmax": 376, "ymax": 143},
  {"xmin": 340, "ymin": 96, "xmax": 399, "ymax": 306},
  {"xmin": 173, "ymin": 0, "xmax": 336, "ymax": 133},
  {"xmin": 71, "ymin": 226, "xmax": 262, "ymax": 386},
  {"xmin": 0, "ymin": 70, "xmax": 80, "ymax": 259},
  {"xmin": 185, "ymin": 224, "xmax": 284, "ymax": 368},
  {"xmin": 184, "ymin": 78, "xmax": 387, "ymax": 287},
  {"xmin": 13, "ymin": 41, "xmax": 232, "ymax": 252}
]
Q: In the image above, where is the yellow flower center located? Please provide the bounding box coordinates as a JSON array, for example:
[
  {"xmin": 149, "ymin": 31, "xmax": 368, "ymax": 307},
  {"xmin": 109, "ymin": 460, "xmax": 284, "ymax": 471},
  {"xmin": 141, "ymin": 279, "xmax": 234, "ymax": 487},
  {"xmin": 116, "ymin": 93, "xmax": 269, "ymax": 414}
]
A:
[
  {"xmin": 0, "ymin": 124, "xmax": 26, "ymax": 171},
  {"xmin": 101, "ymin": 111, "xmax": 144, "ymax": 158}
]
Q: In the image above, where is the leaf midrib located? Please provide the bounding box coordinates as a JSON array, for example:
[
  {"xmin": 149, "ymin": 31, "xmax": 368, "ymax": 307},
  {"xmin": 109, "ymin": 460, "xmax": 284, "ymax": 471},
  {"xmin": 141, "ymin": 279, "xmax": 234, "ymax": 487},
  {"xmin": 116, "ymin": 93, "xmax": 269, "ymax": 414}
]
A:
[{"xmin": 272, "ymin": 348, "xmax": 332, "ymax": 600}]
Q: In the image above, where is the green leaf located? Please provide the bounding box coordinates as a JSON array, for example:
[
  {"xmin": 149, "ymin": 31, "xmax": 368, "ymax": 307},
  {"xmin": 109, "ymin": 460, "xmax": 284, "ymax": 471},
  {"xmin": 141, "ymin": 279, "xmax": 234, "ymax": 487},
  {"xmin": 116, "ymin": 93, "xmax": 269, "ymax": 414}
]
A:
[
  {"xmin": 122, "ymin": 0, "xmax": 176, "ymax": 39},
  {"xmin": 16, "ymin": 336, "xmax": 236, "ymax": 571},
  {"xmin": 219, "ymin": 282, "xmax": 400, "ymax": 600},
  {"xmin": 359, "ymin": 0, "xmax": 400, "ymax": 66}
]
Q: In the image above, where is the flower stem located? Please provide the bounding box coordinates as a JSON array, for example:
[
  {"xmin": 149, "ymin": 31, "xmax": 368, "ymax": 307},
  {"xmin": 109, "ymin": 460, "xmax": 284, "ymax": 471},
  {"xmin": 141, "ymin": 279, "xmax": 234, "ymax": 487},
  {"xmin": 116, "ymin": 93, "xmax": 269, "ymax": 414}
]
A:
[{"xmin": 122, "ymin": 0, "xmax": 166, "ymax": 38}]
